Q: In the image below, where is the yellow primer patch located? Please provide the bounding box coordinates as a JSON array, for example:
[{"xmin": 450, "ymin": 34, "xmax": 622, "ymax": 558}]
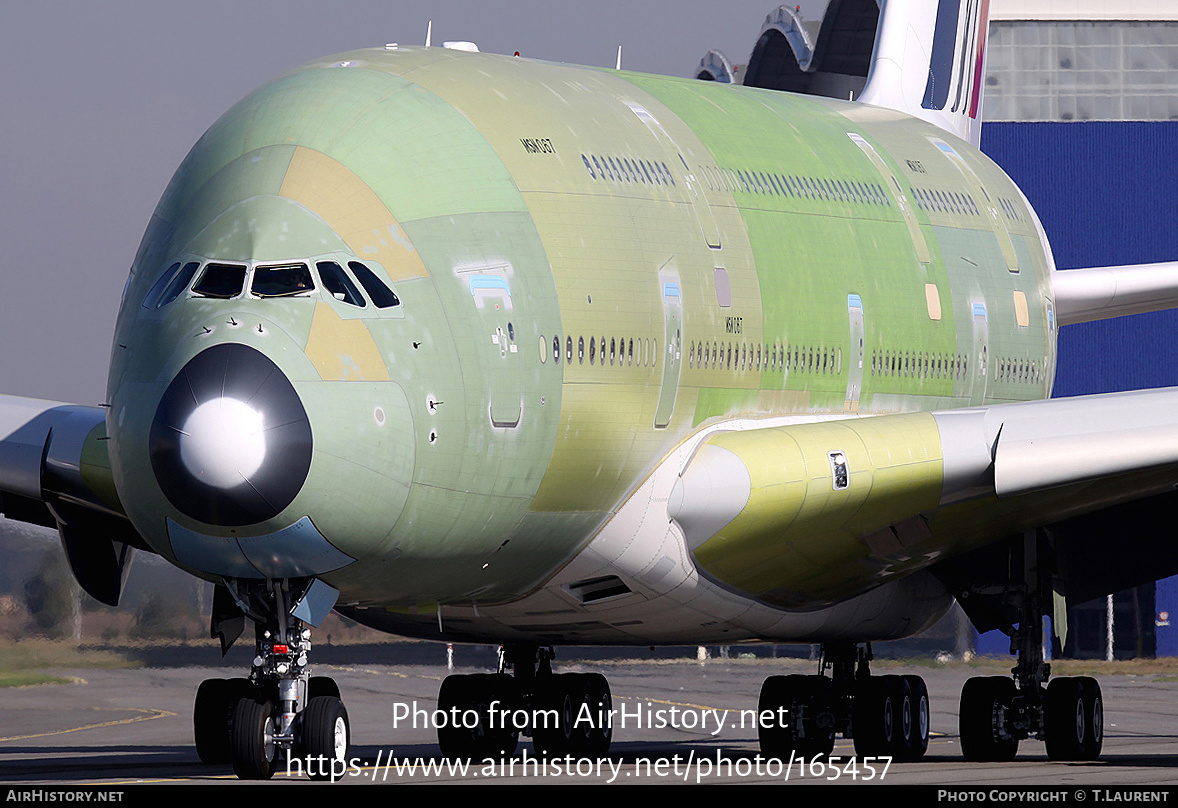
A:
[
  {"xmin": 1013, "ymin": 290, "xmax": 1030, "ymax": 327},
  {"xmin": 279, "ymin": 147, "xmax": 428, "ymax": 281},
  {"xmin": 925, "ymin": 283, "xmax": 942, "ymax": 320},
  {"xmin": 305, "ymin": 303, "xmax": 391, "ymax": 381}
]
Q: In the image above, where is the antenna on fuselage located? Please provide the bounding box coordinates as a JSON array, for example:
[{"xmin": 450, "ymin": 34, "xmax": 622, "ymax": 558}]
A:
[
  {"xmin": 615, "ymin": 44, "xmax": 622, "ymax": 70},
  {"xmin": 425, "ymin": 19, "xmax": 432, "ymax": 47}
]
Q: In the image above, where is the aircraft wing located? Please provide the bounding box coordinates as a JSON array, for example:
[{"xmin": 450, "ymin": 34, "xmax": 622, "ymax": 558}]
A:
[
  {"xmin": 668, "ymin": 388, "xmax": 1178, "ymax": 611},
  {"xmin": 1053, "ymin": 262, "xmax": 1178, "ymax": 325},
  {"xmin": 0, "ymin": 394, "xmax": 144, "ymax": 605}
]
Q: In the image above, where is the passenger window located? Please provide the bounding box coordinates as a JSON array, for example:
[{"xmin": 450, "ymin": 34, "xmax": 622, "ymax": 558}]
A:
[
  {"xmin": 316, "ymin": 262, "xmax": 367, "ymax": 307},
  {"xmin": 143, "ymin": 262, "xmax": 182, "ymax": 309},
  {"xmin": 348, "ymin": 262, "xmax": 400, "ymax": 308},
  {"xmin": 192, "ymin": 263, "xmax": 246, "ymax": 299},
  {"xmin": 252, "ymin": 263, "xmax": 314, "ymax": 297}
]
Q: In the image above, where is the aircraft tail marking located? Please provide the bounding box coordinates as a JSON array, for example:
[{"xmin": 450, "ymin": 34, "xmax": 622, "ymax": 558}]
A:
[{"xmin": 859, "ymin": 0, "xmax": 992, "ymax": 147}]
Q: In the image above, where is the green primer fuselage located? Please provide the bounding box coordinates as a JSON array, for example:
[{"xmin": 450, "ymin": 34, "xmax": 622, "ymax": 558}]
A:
[{"xmin": 106, "ymin": 47, "xmax": 1052, "ymax": 619}]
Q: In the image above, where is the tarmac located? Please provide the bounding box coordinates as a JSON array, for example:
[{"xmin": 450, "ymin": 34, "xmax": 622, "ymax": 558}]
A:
[{"xmin": 1, "ymin": 648, "xmax": 1177, "ymax": 786}]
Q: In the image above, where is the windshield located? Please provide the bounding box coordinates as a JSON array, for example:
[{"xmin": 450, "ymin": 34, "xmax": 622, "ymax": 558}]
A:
[{"xmin": 252, "ymin": 264, "xmax": 315, "ymax": 297}]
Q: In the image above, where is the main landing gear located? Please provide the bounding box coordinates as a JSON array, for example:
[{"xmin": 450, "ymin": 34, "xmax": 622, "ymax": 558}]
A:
[
  {"xmin": 435, "ymin": 646, "xmax": 612, "ymax": 759},
  {"xmin": 958, "ymin": 531, "xmax": 1103, "ymax": 762},
  {"xmin": 757, "ymin": 643, "xmax": 930, "ymax": 762},
  {"xmin": 193, "ymin": 579, "xmax": 350, "ymax": 780}
]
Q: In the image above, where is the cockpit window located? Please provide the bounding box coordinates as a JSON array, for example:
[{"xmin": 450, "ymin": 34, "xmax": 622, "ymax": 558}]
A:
[
  {"xmin": 192, "ymin": 263, "xmax": 247, "ymax": 298},
  {"xmin": 156, "ymin": 261, "xmax": 200, "ymax": 308},
  {"xmin": 252, "ymin": 263, "xmax": 314, "ymax": 297},
  {"xmin": 348, "ymin": 261, "xmax": 400, "ymax": 308},
  {"xmin": 316, "ymin": 261, "xmax": 366, "ymax": 307},
  {"xmin": 143, "ymin": 262, "xmax": 181, "ymax": 309}
]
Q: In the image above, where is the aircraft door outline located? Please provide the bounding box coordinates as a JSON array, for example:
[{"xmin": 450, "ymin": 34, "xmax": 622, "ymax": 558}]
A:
[
  {"xmin": 845, "ymin": 294, "xmax": 865, "ymax": 411},
  {"xmin": 655, "ymin": 270, "xmax": 682, "ymax": 429}
]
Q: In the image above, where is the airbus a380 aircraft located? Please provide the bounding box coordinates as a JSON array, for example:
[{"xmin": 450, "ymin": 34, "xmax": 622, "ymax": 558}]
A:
[{"xmin": 3, "ymin": 0, "xmax": 1178, "ymax": 779}]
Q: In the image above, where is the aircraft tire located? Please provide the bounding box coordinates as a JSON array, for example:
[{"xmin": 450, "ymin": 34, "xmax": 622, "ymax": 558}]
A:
[
  {"xmin": 902, "ymin": 675, "xmax": 930, "ymax": 761},
  {"xmin": 959, "ymin": 676, "xmax": 1018, "ymax": 762},
  {"xmin": 230, "ymin": 696, "xmax": 278, "ymax": 780},
  {"xmin": 194, "ymin": 678, "xmax": 232, "ymax": 764},
  {"xmin": 309, "ymin": 675, "xmax": 340, "ymax": 700},
  {"xmin": 584, "ymin": 673, "xmax": 613, "ymax": 756},
  {"xmin": 758, "ymin": 675, "xmax": 834, "ymax": 760},
  {"xmin": 1045, "ymin": 677, "xmax": 1087, "ymax": 761},
  {"xmin": 1079, "ymin": 677, "xmax": 1103, "ymax": 760},
  {"xmin": 437, "ymin": 673, "xmax": 519, "ymax": 759},
  {"xmin": 302, "ymin": 695, "xmax": 350, "ymax": 781},
  {"xmin": 533, "ymin": 673, "xmax": 584, "ymax": 758},
  {"xmin": 854, "ymin": 675, "xmax": 910, "ymax": 759}
]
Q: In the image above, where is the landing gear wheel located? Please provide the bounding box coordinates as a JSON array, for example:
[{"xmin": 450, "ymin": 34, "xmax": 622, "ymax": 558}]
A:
[
  {"xmin": 309, "ymin": 676, "xmax": 340, "ymax": 700},
  {"xmin": 533, "ymin": 673, "xmax": 586, "ymax": 757},
  {"xmin": 854, "ymin": 675, "xmax": 911, "ymax": 758},
  {"xmin": 195, "ymin": 678, "xmax": 253, "ymax": 763},
  {"xmin": 437, "ymin": 673, "xmax": 519, "ymax": 759},
  {"xmin": 194, "ymin": 679, "xmax": 231, "ymax": 764},
  {"xmin": 1046, "ymin": 677, "xmax": 1098, "ymax": 761},
  {"xmin": 960, "ymin": 676, "xmax": 1018, "ymax": 762},
  {"xmin": 759, "ymin": 675, "xmax": 835, "ymax": 760},
  {"xmin": 902, "ymin": 675, "xmax": 930, "ymax": 761},
  {"xmin": 1079, "ymin": 677, "xmax": 1103, "ymax": 760},
  {"xmin": 302, "ymin": 695, "xmax": 350, "ymax": 781},
  {"xmin": 231, "ymin": 696, "xmax": 279, "ymax": 780},
  {"xmin": 584, "ymin": 673, "xmax": 613, "ymax": 755}
]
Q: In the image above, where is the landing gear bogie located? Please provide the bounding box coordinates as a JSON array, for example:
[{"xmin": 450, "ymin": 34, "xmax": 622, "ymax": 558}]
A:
[
  {"xmin": 756, "ymin": 644, "xmax": 929, "ymax": 764},
  {"xmin": 954, "ymin": 531, "xmax": 1106, "ymax": 764},
  {"xmin": 436, "ymin": 647, "xmax": 613, "ymax": 761}
]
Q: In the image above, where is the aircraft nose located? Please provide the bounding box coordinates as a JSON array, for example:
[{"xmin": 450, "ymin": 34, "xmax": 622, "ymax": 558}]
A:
[{"xmin": 149, "ymin": 343, "xmax": 312, "ymax": 527}]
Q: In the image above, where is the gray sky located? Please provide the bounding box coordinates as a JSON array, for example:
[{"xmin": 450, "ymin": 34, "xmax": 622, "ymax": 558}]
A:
[{"xmin": 0, "ymin": 1, "xmax": 825, "ymax": 404}]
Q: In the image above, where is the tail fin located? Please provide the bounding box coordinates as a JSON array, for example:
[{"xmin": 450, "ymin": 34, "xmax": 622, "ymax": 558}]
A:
[{"xmin": 858, "ymin": 0, "xmax": 991, "ymax": 147}]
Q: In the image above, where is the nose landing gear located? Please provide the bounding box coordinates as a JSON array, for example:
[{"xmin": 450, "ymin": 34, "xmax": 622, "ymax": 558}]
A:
[{"xmin": 192, "ymin": 579, "xmax": 349, "ymax": 780}]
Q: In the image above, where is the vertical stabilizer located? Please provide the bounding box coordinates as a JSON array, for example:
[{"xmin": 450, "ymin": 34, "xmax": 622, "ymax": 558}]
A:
[{"xmin": 858, "ymin": 0, "xmax": 991, "ymax": 147}]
